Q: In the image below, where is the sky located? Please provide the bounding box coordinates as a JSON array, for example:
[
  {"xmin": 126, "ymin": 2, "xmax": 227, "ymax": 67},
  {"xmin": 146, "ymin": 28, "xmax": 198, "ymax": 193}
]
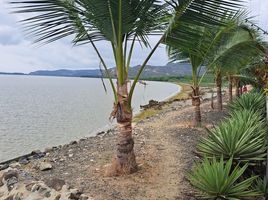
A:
[{"xmin": 0, "ymin": 0, "xmax": 267, "ymax": 73}]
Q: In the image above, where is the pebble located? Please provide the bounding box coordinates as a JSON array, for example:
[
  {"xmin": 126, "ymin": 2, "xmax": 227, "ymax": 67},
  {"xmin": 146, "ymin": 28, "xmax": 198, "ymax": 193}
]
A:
[
  {"xmin": 19, "ymin": 157, "xmax": 30, "ymax": 165},
  {"xmin": 39, "ymin": 162, "xmax": 53, "ymax": 171},
  {"xmin": 9, "ymin": 163, "xmax": 21, "ymax": 168}
]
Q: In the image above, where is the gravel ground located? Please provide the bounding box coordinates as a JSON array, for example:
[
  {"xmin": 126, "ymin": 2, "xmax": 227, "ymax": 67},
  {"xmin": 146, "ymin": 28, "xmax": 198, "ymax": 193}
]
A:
[{"xmin": 19, "ymin": 96, "xmax": 228, "ymax": 200}]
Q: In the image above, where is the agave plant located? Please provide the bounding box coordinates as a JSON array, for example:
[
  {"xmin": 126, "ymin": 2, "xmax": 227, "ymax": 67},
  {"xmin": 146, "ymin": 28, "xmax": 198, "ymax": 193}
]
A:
[
  {"xmin": 188, "ymin": 157, "xmax": 259, "ymax": 199},
  {"xmin": 228, "ymin": 91, "xmax": 266, "ymax": 116},
  {"xmin": 197, "ymin": 110, "xmax": 268, "ymax": 163}
]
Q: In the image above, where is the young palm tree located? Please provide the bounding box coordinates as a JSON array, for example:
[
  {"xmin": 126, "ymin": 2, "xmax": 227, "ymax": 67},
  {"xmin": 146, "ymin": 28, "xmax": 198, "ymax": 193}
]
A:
[{"xmin": 10, "ymin": 0, "xmax": 244, "ymax": 175}]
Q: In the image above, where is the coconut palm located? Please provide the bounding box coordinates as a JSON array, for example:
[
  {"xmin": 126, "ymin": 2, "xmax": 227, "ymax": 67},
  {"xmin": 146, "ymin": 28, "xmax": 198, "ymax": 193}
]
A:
[
  {"xmin": 10, "ymin": 0, "xmax": 244, "ymax": 175},
  {"xmin": 166, "ymin": 16, "xmax": 263, "ymax": 128},
  {"xmin": 208, "ymin": 25, "xmax": 264, "ymax": 110},
  {"xmin": 165, "ymin": 14, "xmax": 241, "ymax": 125}
]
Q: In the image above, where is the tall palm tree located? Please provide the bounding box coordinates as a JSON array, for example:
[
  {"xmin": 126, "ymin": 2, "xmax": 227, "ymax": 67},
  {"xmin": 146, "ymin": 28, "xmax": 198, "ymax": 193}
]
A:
[{"xmin": 10, "ymin": 0, "xmax": 244, "ymax": 175}]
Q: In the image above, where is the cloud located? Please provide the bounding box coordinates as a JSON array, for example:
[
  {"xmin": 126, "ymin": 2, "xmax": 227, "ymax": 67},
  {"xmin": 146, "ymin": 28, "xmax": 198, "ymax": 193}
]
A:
[{"xmin": 0, "ymin": 0, "xmax": 266, "ymax": 73}]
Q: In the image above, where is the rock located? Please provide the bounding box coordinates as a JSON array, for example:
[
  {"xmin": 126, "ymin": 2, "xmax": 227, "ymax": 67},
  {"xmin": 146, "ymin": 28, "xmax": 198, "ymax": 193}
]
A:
[
  {"xmin": 3, "ymin": 170, "xmax": 19, "ymax": 181},
  {"xmin": 18, "ymin": 157, "xmax": 29, "ymax": 165},
  {"xmin": 9, "ymin": 163, "xmax": 21, "ymax": 169},
  {"xmin": 45, "ymin": 178, "xmax": 65, "ymax": 191},
  {"xmin": 70, "ymin": 141, "xmax": 78, "ymax": 145},
  {"xmin": 0, "ymin": 164, "xmax": 9, "ymax": 171},
  {"xmin": 44, "ymin": 147, "xmax": 53, "ymax": 153},
  {"xmin": 31, "ymin": 150, "xmax": 46, "ymax": 159},
  {"xmin": 0, "ymin": 177, "xmax": 3, "ymax": 187},
  {"xmin": 79, "ymin": 194, "xmax": 89, "ymax": 200},
  {"xmin": 6, "ymin": 177, "xmax": 18, "ymax": 191},
  {"xmin": 97, "ymin": 131, "xmax": 105, "ymax": 136},
  {"xmin": 68, "ymin": 154, "xmax": 74, "ymax": 158},
  {"xmin": 38, "ymin": 162, "xmax": 53, "ymax": 171},
  {"xmin": 69, "ymin": 188, "xmax": 82, "ymax": 199},
  {"xmin": 54, "ymin": 194, "xmax": 61, "ymax": 200},
  {"xmin": 25, "ymin": 182, "xmax": 35, "ymax": 191}
]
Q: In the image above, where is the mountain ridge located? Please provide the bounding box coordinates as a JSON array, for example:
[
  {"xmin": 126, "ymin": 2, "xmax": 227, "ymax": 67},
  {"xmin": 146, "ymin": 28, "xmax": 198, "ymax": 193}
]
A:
[{"xmin": 1, "ymin": 62, "xmax": 203, "ymax": 78}]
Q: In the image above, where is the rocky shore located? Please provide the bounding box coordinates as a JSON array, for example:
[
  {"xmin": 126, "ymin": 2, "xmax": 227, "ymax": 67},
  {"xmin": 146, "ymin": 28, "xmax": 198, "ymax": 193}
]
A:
[{"xmin": 0, "ymin": 86, "xmax": 227, "ymax": 200}]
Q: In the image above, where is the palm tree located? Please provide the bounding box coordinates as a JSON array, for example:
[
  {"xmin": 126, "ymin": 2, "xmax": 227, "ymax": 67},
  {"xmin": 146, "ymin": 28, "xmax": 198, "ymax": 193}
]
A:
[
  {"xmin": 165, "ymin": 14, "xmax": 239, "ymax": 126},
  {"xmin": 10, "ymin": 0, "xmax": 244, "ymax": 175},
  {"xmin": 208, "ymin": 25, "xmax": 264, "ymax": 110}
]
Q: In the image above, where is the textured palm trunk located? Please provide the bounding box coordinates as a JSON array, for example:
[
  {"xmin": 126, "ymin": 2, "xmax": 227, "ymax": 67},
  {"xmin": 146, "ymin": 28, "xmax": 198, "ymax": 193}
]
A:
[
  {"xmin": 228, "ymin": 75, "xmax": 233, "ymax": 102},
  {"xmin": 211, "ymin": 90, "xmax": 214, "ymax": 109},
  {"xmin": 234, "ymin": 78, "xmax": 240, "ymax": 97},
  {"xmin": 192, "ymin": 87, "xmax": 201, "ymax": 127},
  {"xmin": 216, "ymin": 72, "xmax": 223, "ymax": 111},
  {"xmin": 111, "ymin": 82, "xmax": 137, "ymax": 175}
]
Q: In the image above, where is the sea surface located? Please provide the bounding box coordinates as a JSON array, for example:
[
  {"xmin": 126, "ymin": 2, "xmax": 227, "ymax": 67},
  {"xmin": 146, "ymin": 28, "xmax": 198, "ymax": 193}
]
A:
[{"xmin": 0, "ymin": 75, "xmax": 180, "ymax": 162}]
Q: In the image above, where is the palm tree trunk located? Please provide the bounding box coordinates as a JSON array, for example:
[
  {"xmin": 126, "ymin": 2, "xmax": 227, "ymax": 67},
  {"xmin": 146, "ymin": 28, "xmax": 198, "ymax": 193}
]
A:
[
  {"xmin": 234, "ymin": 78, "xmax": 240, "ymax": 98},
  {"xmin": 228, "ymin": 75, "xmax": 233, "ymax": 102},
  {"xmin": 216, "ymin": 72, "xmax": 223, "ymax": 111},
  {"xmin": 192, "ymin": 87, "xmax": 201, "ymax": 127},
  {"xmin": 110, "ymin": 82, "xmax": 137, "ymax": 175},
  {"xmin": 211, "ymin": 90, "xmax": 214, "ymax": 109}
]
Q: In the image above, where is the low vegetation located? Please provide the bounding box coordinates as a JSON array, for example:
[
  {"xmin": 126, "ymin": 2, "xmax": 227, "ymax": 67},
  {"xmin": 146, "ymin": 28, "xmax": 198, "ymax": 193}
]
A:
[{"xmin": 190, "ymin": 90, "xmax": 268, "ymax": 199}]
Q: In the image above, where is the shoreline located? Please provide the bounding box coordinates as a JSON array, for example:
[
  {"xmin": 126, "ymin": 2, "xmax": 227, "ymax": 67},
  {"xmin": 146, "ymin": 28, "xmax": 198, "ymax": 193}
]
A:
[
  {"xmin": 0, "ymin": 85, "xmax": 226, "ymax": 199},
  {"xmin": 0, "ymin": 81, "xmax": 183, "ymax": 166}
]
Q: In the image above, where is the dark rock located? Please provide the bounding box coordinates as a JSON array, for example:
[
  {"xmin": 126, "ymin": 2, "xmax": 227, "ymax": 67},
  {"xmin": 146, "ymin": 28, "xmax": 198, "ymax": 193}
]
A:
[
  {"xmin": 31, "ymin": 150, "xmax": 46, "ymax": 159},
  {"xmin": 3, "ymin": 170, "xmax": 19, "ymax": 181},
  {"xmin": 70, "ymin": 141, "xmax": 78, "ymax": 145},
  {"xmin": 55, "ymin": 194, "xmax": 61, "ymax": 200},
  {"xmin": 97, "ymin": 131, "xmax": 105, "ymax": 136},
  {"xmin": 18, "ymin": 157, "xmax": 29, "ymax": 165},
  {"xmin": 45, "ymin": 178, "xmax": 65, "ymax": 191},
  {"xmin": 0, "ymin": 164, "xmax": 9, "ymax": 171},
  {"xmin": 6, "ymin": 177, "xmax": 18, "ymax": 191},
  {"xmin": 69, "ymin": 189, "xmax": 82, "ymax": 200}
]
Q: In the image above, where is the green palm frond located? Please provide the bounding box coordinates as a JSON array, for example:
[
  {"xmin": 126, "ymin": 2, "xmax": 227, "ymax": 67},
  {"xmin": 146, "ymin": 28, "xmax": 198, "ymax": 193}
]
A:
[{"xmin": 10, "ymin": 0, "xmax": 167, "ymax": 46}]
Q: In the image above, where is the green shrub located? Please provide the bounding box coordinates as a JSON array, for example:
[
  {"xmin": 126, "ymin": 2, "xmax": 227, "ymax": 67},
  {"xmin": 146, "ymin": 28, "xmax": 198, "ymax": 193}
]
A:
[
  {"xmin": 188, "ymin": 157, "xmax": 259, "ymax": 199},
  {"xmin": 229, "ymin": 91, "xmax": 266, "ymax": 116},
  {"xmin": 197, "ymin": 110, "xmax": 267, "ymax": 163},
  {"xmin": 254, "ymin": 177, "xmax": 268, "ymax": 196}
]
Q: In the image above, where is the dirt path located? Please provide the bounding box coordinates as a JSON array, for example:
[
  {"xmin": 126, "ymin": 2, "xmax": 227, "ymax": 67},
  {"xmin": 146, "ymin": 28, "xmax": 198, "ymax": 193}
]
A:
[{"xmin": 21, "ymin": 98, "xmax": 226, "ymax": 200}]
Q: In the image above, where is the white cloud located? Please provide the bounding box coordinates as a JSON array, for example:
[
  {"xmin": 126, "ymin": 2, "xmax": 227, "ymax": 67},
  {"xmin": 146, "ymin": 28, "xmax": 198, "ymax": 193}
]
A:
[{"xmin": 0, "ymin": 0, "xmax": 266, "ymax": 73}]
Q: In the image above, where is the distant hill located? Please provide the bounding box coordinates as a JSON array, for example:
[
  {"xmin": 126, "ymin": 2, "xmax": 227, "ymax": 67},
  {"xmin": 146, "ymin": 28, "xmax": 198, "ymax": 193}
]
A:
[
  {"xmin": 29, "ymin": 69, "xmax": 101, "ymax": 77},
  {"xmin": 0, "ymin": 72, "xmax": 25, "ymax": 75},
  {"xmin": 1, "ymin": 62, "xmax": 204, "ymax": 78},
  {"xmin": 28, "ymin": 62, "xmax": 200, "ymax": 78}
]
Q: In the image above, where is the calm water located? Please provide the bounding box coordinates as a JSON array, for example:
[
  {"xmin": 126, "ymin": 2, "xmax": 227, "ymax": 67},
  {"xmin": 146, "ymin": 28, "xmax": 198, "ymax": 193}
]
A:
[{"xmin": 0, "ymin": 75, "xmax": 180, "ymax": 162}]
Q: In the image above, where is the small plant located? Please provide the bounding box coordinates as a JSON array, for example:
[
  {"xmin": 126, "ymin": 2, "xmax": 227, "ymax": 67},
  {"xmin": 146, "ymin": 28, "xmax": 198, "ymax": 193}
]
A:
[
  {"xmin": 197, "ymin": 110, "xmax": 267, "ymax": 163},
  {"xmin": 188, "ymin": 157, "xmax": 259, "ymax": 199},
  {"xmin": 228, "ymin": 91, "xmax": 266, "ymax": 116},
  {"xmin": 254, "ymin": 177, "xmax": 268, "ymax": 196}
]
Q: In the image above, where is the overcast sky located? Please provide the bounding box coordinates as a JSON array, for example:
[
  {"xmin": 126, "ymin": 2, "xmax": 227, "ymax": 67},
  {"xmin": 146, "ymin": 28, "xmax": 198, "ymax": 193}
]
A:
[{"xmin": 0, "ymin": 0, "xmax": 267, "ymax": 73}]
